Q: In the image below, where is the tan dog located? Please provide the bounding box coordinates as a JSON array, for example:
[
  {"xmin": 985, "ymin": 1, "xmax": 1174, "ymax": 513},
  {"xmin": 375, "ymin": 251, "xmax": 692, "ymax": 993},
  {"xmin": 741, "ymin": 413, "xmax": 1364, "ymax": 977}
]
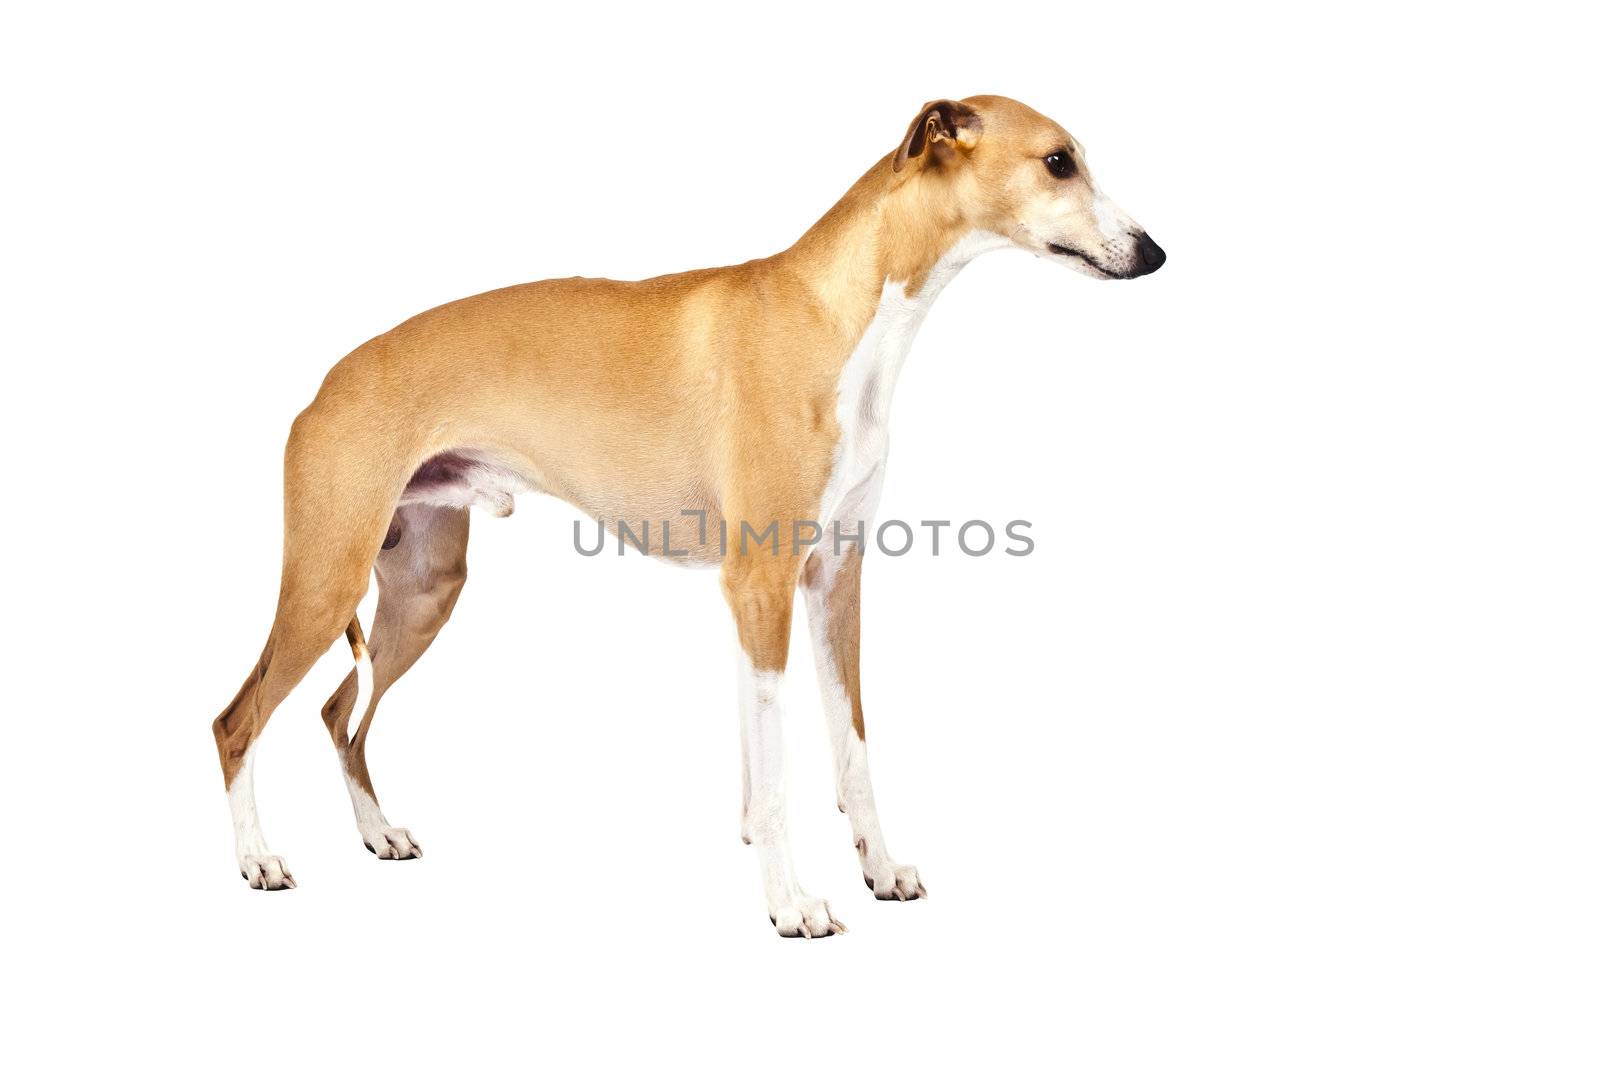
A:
[{"xmin": 212, "ymin": 94, "xmax": 1164, "ymax": 936}]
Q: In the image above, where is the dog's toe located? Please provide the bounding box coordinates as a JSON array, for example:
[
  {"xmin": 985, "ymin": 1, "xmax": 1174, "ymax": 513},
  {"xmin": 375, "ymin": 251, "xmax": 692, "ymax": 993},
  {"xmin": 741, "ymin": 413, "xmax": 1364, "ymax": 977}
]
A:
[
  {"xmin": 363, "ymin": 827, "xmax": 423, "ymax": 860},
  {"xmin": 772, "ymin": 896, "xmax": 847, "ymax": 938},
  {"xmin": 240, "ymin": 855, "xmax": 296, "ymax": 890},
  {"xmin": 867, "ymin": 863, "xmax": 926, "ymax": 901}
]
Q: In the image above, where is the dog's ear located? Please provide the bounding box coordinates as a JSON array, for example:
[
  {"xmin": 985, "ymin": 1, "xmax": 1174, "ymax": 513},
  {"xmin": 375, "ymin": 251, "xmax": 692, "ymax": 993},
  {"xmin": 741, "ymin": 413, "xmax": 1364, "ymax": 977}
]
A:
[{"xmin": 892, "ymin": 99, "xmax": 983, "ymax": 173}]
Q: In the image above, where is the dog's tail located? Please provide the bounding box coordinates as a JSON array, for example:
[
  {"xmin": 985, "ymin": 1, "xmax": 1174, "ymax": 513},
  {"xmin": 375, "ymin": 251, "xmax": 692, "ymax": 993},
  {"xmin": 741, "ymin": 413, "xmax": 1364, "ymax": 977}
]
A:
[{"xmin": 343, "ymin": 618, "xmax": 376, "ymax": 736}]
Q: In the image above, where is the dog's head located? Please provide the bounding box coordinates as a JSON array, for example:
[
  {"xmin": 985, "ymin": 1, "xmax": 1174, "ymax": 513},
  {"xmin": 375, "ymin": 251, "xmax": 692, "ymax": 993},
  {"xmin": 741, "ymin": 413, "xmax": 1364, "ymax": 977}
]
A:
[{"xmin": 893, "ymin": 95, "xmax": 1164, "ymax": 279}]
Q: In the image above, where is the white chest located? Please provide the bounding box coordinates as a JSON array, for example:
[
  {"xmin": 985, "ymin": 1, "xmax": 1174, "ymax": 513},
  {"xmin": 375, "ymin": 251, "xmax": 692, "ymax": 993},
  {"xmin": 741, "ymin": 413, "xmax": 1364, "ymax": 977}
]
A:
[
  {"xmin": 820, "ymin": 282, "xmax": 925, "ymax": 521},
  {"xmin": 816, "ymin": 231, "xmax": 1007, "ymax": 526}
]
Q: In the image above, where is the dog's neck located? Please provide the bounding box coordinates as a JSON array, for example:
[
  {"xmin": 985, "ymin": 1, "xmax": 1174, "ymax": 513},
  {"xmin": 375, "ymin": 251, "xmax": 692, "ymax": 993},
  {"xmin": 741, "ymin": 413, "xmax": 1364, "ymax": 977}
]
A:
[
  {"xmin": 769, "ymin": 161, "xmax": 1008, "ymax": 488},
  {"xmin": 777, "ymin": 158, "xmax": 1003, "ymax": 345}
]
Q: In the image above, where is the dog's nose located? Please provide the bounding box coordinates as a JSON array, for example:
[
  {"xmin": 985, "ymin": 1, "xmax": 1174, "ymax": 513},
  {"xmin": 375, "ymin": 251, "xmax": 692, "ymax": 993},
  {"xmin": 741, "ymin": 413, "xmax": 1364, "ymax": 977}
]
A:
[{"xmin": 1132, "ymin": 231, "xmax": 1166, "ymax": 275}]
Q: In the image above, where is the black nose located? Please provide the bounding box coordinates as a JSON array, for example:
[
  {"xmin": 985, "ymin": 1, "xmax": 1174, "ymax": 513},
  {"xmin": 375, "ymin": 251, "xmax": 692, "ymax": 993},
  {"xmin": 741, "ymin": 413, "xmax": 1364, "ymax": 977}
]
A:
[{"xmin": 1132, "ymin": 231, "xmax": 1166, "ymax": 275}]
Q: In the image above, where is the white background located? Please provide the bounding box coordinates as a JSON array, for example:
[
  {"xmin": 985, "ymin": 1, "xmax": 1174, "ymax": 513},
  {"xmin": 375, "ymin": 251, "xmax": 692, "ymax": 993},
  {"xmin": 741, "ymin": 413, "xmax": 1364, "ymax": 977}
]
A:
[{"xmin": 3, "ymin": 1, "xmax": 1596, "ymax": 1063}]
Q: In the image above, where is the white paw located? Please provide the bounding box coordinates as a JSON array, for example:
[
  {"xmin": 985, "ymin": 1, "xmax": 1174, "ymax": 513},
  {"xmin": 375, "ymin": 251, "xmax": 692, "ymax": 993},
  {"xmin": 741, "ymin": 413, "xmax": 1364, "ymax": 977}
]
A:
[
  {"xmin": 363, "ymin": 827, "xmax": 423, "ymax": 860},
  {"xmin": 866, "ymin": 863, "xmax": 927, "ymax": 901},
  {"xmin": 771, "ymin": 896, "xmax": 848, "ymax": 938},
  {"xmin": 240, "ymin": 854, "xmax": 296, "ymax": 890}
]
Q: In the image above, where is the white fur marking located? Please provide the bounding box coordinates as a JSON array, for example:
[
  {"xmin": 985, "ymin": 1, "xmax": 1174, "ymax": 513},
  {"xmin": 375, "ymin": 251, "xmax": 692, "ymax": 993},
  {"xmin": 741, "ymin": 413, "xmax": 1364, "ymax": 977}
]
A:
[
  {"xmin": 344, "ymin": 771, "xmax": 422, "ymax": 860},
  {"xmin": 1091, "ymin": 191, "xmax": 1129, "ymax": 243},
  {"xmin": 738, "ymin": 651, "xmax": 845, "ymax": 936},
  {"xmin": 349, "ymin": 641, "xmax": 374, "ymax": 746},
  {"xmin": 815, "ymin": 230, "xmax": 1007, "ymax": 529},
  {"xmin": 229, "ymin": 747, "xmax": 295, "ymax": 889}
]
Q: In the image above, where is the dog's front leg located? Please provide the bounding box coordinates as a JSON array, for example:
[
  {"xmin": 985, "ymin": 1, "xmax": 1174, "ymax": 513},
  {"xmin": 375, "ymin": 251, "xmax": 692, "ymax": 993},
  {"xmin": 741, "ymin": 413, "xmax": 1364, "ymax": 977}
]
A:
[
  {"xmin": 725, "ymin": 552, "xmax": 847, "ymax": 938},
  {"xmin": 802, "ymin": 542, "xmax": 927, "ymax": 902}
]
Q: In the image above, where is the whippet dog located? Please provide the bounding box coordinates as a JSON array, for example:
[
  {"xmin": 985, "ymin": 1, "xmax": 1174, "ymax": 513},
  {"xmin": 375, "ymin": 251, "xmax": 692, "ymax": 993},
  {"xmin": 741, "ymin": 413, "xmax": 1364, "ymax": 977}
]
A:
[{"xmin": 212, "ymin": 94, "xmax": 1165, "ymax": 936}]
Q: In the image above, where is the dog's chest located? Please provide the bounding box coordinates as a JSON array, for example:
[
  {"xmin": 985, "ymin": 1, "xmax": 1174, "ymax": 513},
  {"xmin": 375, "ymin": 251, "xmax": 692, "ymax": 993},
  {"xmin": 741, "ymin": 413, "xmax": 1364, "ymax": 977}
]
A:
[
  {"xmin": 818, "ymin": 281, "xmax": 932, "ymax": 521},
  {"xmin": 813, "ymin": 232, "xmax": 1005, "ymax": 524}
]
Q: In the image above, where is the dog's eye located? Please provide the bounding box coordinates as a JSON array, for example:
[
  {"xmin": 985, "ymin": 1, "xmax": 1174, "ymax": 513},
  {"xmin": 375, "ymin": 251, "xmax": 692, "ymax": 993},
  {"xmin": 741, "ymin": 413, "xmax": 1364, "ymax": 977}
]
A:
[{"xmin": 1043, "ymin": 151, "xmax": 1076, "ymax": 180}]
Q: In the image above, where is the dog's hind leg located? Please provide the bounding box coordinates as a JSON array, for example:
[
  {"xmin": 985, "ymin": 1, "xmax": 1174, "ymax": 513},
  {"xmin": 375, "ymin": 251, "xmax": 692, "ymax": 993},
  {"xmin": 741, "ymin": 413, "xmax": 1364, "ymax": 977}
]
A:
[
  {"xmin": 319, "ymin": 504, "xmax": 470, "ymax": 859},
  {"xmin": 212, "ymin": 403, "xmax": 404, "ymax": 889},
  {"xmin": 213, "ymin": 569, "xmax": 372, "ymax": 889}
]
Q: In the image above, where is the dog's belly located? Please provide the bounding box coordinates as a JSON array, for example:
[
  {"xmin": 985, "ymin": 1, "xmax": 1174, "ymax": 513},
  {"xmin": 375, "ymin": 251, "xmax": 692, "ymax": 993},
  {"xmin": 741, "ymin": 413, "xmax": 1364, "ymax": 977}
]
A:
[{"xmin": 397, "ymin": 447, "xmax": 725, "ymax": 566}]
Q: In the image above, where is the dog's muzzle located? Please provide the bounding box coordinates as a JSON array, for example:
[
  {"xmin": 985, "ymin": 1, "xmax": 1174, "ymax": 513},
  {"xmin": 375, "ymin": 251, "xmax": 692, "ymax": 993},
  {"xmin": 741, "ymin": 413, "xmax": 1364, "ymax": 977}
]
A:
[{"xmin": 1047, "ymin": 229, "xmax": 1167, "ymax": 279}]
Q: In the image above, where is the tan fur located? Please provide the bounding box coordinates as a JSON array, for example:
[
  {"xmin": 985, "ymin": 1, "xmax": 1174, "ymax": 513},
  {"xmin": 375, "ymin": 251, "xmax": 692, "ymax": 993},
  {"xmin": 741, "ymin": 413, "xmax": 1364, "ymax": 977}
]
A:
[{"xmin": 210, "ymin": 94, "xmax": 1147, "ymax": 821}]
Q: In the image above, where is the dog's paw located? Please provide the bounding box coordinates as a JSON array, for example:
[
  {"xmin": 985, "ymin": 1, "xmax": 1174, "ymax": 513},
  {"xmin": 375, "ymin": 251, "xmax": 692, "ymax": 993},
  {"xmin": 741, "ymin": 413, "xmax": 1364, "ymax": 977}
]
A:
[
  {"xmin": 866, "ymin": 863, "xmax": 927, "ymax": 901},
  {"xmin": 363, "ymin": 827, "xmax": 423, "ymax": 860},
  {"xmin": 770, "ymin": 896, "xmax": 848, "ymax": 939},
  {"xmin": 240, "ymin": 854, "xmax": 296, "ymax": 890}
]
